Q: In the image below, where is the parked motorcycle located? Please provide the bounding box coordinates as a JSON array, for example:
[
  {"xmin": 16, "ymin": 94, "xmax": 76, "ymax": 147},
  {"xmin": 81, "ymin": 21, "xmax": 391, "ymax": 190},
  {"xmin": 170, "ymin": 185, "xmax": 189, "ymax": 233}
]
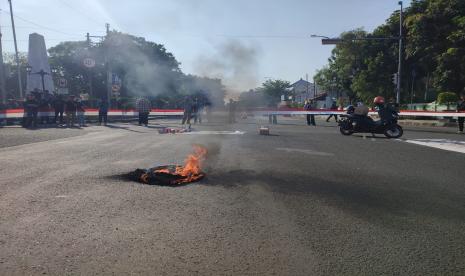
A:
[{"xmin": 338, "ymin": 110, "xmax": 403, "ymax": 138}]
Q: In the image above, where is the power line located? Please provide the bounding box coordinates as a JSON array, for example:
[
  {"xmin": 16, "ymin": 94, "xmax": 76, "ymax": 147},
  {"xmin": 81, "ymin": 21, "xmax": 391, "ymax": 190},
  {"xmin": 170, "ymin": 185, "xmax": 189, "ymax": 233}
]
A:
[
  {"xmin": 55, "ymin": 0, "xmax": 107, "ymax": 26},
  {"xmin": 1, "ymin": 10, "xmax": 77, "ymax": 36}
]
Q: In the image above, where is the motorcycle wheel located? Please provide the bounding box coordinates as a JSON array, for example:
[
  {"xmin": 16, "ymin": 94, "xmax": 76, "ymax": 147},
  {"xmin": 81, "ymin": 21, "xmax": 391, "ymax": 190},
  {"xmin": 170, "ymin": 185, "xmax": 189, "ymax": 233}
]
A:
[
  {"xmin": 384, "ymin": 124, "xmax": 403, "ymax": 138},
  {"xmin": 339, "ymin": 123, "xmax": 354, "ymax": 136}
]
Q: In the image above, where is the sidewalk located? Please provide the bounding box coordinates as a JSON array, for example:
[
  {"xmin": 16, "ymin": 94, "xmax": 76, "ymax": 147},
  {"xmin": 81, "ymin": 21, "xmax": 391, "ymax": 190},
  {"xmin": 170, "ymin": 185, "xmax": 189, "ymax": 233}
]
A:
[{"xmin": 398, "ymin": 119, "xmax": 456, "ymax": 128}]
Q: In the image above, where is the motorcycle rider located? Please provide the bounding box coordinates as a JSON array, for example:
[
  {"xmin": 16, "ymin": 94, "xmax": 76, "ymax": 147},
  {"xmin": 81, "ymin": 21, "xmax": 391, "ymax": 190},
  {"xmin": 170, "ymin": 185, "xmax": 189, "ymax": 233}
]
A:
[{"xmin": 374, "ymin": 96, "xmax": 396, "ymax": 125}]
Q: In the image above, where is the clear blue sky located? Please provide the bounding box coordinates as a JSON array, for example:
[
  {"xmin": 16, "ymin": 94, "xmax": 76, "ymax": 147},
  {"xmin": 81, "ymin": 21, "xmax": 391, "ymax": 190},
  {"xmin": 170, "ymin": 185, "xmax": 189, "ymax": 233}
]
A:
[{"xmin": 0, "ymin": 0, "xmax": 411, "ymax": 91}]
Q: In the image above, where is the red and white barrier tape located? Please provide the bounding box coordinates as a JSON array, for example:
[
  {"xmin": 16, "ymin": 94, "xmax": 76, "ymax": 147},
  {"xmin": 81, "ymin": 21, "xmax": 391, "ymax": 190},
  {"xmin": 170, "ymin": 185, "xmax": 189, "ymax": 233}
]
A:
[
  {"xmin": 1, "ymin": 108, "xmax": 464, "ymax": 119},
  {"xmin": 252, "ymin": 108, "xmax": 465, "ymax": 117},
  {"xmin": 0, "ymin": 108, "xmax": 184, "ymax": 119}
]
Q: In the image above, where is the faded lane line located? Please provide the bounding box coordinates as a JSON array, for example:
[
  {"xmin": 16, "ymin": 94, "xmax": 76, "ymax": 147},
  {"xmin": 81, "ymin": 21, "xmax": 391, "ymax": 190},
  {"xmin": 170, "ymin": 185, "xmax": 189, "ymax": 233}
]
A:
[
  {"xmin": 183, "ymin": 130, "xmax": 245, "ymax": 135},
  {"xmin": 399, "ymin": 139, "xmax": 465, "ymax": 154},
  {"xmin": 276, "ymin": 147, "xmax": 334, "ymax": 156}
]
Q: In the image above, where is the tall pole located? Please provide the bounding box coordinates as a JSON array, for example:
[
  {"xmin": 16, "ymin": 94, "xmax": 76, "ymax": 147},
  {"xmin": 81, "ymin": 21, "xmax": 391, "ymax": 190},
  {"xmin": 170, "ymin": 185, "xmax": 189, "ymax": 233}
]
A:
[
  {"xmin": 0, "ymin": 18, "xmax": 6, "ymax": 104},
  {"xmin": 8, "ymin": 0, "xmax": 23, "ymax": 99},
  {"xmin": 313, "ymin": 76, "xmax": 317, "ymax": 99},
  {"xmin": 396, "ymin": 1, "xmax": 403, "ymax": 104},
  {"xmin": 306, "ymin": 73, "xmax": 309, "ymax": 101},
  {"xmin": 105, "ymin": 23, "xmax": 111, "ymax": 107},
  {"xmin": 86, "ymin": 33, "xmax": 93, "ymax": 103}
]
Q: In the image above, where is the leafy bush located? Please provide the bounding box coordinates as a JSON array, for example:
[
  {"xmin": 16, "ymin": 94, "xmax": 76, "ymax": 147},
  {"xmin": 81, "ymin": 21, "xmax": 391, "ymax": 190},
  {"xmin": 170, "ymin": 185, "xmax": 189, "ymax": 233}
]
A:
[
  {"xmin": 437, "ymin": 92, "xmax": 458, "ymax": 110},
  {"xmin": 437, "ymin": 92, "xmax": 458, "ymax": 104}
]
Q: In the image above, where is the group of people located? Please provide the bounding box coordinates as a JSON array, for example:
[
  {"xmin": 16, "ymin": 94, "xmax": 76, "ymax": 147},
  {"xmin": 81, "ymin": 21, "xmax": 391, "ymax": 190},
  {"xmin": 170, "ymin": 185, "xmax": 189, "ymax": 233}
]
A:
[
  {"xmin": 181, "ymin": 96, "xmax": 209, "ymax": 125},
  {"xmin": 19, "ymin": 90, "xmax": 112, "ymax": 128},
  {"xmin": 22, "ymin": 92, "xmax": 88, "ymax": 128},
  {"xmin": 304, "ymin": 99, "xmax": 340, "ymax": 126}
]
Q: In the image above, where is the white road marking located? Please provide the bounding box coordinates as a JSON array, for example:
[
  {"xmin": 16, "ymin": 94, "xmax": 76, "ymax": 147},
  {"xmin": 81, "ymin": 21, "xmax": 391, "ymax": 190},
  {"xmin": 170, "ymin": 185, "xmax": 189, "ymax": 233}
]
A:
[
  {"xmin": 276, "ymin": 147, "xmax": 334, "ymax": 156},
  {"xmin": 401, "ymin": 139, "xmax": 465, "ymax": 154},
  {"xmin": 183, "ymin": 130, "xmax": 245, "ymax": 135}
]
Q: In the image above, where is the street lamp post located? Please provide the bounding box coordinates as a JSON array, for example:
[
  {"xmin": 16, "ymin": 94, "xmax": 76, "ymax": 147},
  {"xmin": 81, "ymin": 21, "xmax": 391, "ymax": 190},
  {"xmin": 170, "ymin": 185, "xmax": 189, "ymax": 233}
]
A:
[
  {"xmin": 8, "ymin": 0, "xmax": 23, "ymax": 99},
  {"xmin": 310, "ymin": 2, "xmax": 404, "ymax": 104},
  {"xmin": 26, "ymin": 66, "xmax": 50, "ymax": 93},
  {"xmin": 396, "ymin": 1, "xmax": 403, "ymax": 105}
]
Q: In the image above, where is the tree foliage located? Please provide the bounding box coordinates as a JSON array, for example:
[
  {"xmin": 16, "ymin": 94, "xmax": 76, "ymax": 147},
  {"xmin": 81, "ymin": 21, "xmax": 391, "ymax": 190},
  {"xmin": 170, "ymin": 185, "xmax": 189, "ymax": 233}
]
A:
[
  {"xmin": 2, "ymin": 31, "xmax": 226, "ymax": 108},
  {"xmin": 315, "ymin": 0, "xmax": 465, "ymax": 104},
  {"xmin": 261, "ymin": 79, "xmax": 292, "ymax": 105}
]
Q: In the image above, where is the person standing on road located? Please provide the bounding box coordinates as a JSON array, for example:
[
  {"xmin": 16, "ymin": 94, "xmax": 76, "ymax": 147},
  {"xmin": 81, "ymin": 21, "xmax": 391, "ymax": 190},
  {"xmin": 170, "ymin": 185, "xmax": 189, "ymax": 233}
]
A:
[
  {"xmin": 23, "ymin": 94, "xmax": 39, "ymax": 128},
  {"xmin": 326, "ymin": 101, "xmax": 338, "ymax": 122},
  {"xmin": 65, "ymin": 95, "xmax": 77, "ymax": 128},
  {"xmin": 53, "ymin": 95, "xmax": 65, "ymax": 125},
  {"xmin": 457, "ymin": 93, "xmax": 465, "ymax": 134},
  {"xmin": 228, "ymin": 99, "xmax": 237, "ymax": 124},
  {"xmin": 304, "ymin": 100, "xmax": 316, "ymax": 126},
  {"xmin": 98, "ymin": 99, "xmax": 108, "ymax": 126},
  {"xmin": 76, "ymin": 98, "xmax": 86, "ymax": 127},
  {"xmin": 182, "ymin": 96, "xmax": 193, "ymax": 125},
  {"xmin": 136, "ymin": 97, "xmax": 151, "ymax": 127}
]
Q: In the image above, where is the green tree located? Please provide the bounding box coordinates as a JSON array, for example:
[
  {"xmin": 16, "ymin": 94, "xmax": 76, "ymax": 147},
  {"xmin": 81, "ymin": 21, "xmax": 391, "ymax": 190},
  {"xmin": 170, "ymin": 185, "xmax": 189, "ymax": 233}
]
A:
[
  {"xmin": 437, "ymin": 91, "xmax": 458, "ymax": 110},
  {"xmin": 261, "ymin": 79, "xmax": 291, "ymax": 105}
]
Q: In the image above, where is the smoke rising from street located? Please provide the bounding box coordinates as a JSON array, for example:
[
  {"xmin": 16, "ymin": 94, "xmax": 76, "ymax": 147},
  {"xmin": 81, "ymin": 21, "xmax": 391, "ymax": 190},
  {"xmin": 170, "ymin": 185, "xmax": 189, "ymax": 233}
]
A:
[{"xmin": 193, "ymin": 40, "xmax": 260, "ymax": 98}]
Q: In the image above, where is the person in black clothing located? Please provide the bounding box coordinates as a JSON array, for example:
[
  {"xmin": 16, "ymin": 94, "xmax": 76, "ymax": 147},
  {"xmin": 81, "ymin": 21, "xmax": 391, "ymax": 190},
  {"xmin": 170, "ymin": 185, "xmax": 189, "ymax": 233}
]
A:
[
  {"xmin": 457, "ymin": 93, "xmax": 465, "ymax": 134},
  {"xmin": 53, "ymin": 95, "xmax": 65, "ymax": 124},
  {"xmin": 182, "ymin": 96, "xmax": 193, "ymax": 125},
  {"xmin": 65, "ymin": 95, "xmax": 77, "ymax": 127},
  {"xmin": 326, "ymin": 101, "xmax": 338, "ymax": 122},
  {"xmin": 23, "ymin": 94, "xmax": 39, "ymax": 128},
  {"xmin": 228, "ymin": 99, "xmax": 237, "ymax": 124},
  {"xmin": 304, "ymin": 100, "xmax": 316, "ymax": 126},
  {"xmin": 98, "ymin": 99, "xmax": 108, "ymax": 126}
]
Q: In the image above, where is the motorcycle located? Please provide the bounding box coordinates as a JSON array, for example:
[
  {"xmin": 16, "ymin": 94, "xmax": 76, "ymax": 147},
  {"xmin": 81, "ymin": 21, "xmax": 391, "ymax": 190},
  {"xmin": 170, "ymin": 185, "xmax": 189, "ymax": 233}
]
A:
[{"xmin": 338, "ymin": 110, "xmax": 403, "ymax": 138}]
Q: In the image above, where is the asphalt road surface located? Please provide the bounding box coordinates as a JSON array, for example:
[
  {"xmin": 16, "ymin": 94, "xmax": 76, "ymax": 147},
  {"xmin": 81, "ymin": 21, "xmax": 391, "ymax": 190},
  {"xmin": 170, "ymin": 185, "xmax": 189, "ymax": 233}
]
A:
[{"xmin": 1, "ymin": 118, "xmax": 465, "ymax": 275}]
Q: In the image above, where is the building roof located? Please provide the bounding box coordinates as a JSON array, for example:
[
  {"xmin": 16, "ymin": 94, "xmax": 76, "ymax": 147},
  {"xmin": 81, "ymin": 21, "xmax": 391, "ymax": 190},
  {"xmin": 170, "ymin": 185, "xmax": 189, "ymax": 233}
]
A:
[{"xmin": 291, "ymin": 78, "xmax": 312, "ymax": 87}]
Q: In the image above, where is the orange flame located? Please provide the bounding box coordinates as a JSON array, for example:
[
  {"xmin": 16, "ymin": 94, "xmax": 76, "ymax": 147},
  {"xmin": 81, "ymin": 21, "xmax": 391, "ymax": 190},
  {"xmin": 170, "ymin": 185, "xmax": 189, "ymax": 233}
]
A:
[
  {"xmin": 149, "ymin": 145, "xmax": 208, "ymax": 184},
  {"xmin": 176, "ymin": 145, "xmax": 207, "ymax": 176}
]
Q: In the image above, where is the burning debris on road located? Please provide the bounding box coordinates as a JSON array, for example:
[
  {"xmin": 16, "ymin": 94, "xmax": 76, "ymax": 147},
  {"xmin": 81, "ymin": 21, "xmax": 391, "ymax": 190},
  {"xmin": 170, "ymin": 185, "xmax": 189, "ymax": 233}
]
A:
[{"xmin": 128, "ymin": 145, "xmax": 207, "ymax": 186}]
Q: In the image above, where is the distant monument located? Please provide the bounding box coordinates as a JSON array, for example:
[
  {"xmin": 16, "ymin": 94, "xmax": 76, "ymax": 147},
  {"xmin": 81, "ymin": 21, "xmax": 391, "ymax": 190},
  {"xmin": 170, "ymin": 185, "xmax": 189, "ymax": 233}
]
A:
[{"xmin": 26, "ymin": 33, "xmax": 54, "ymax": 93}]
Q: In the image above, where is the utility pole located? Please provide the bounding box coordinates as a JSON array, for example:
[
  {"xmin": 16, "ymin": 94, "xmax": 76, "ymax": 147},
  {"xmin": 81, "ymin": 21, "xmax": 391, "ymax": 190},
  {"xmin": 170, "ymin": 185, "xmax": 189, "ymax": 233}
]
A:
[
  {"xmin": 86, "ymin": 33, "xmax": 93, "ymax": 101},
  {"xmin": 105, "ymin": 23, "xmax": 112, "ymax": 107},
  {"xmin": 8, "ymin": 0, "xmax": 23, "ymax": 99},
  {"xmin": 313, "ymin": 76, "xmax": 317, "ymax": 99},
  {"xmin": 0, "ymin": 16, "xmax": 6, "ymax": 105},
  {"xmin": 306, "ymin": 73, "xmax": 309, "ymax": 101},
  {"xmin": 396, "ymin": 1, "xmax": 403, "ymax": 104}
]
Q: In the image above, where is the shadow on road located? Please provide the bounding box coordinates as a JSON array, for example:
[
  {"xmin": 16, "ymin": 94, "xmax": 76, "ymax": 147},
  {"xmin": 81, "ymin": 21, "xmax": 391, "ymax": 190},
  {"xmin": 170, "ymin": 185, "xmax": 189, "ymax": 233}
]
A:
[
  {"xmin": 104, "ymin": 124, "xmax": 146, "ymax": 133},
  {"xmin": 202, "ymin": 169, "xmax": 465, "ymax": 226}
]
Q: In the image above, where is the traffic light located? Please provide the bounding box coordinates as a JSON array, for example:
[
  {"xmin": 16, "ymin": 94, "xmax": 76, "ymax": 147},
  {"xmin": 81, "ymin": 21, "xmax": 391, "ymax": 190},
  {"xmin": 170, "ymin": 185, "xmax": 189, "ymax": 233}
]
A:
[{"xmin": 392, "ymin": 73, "xmax": 398, "ymax": 85}]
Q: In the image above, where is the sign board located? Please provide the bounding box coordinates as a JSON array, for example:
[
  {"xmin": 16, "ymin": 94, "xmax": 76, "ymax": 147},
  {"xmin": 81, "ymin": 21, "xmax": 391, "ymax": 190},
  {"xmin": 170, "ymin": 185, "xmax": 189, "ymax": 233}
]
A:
[
  {"xmin": 59, "ymin": 78, "xmax": 67, "ymax": 88},
  {"xmin": 83, "ymin": 58, "xmax": 96, "ymax": 68},
  {"xmin": 80, "ymin": 93, "xmax": 89, "ymax": 101},
  {"xmin": 112, "ymin": 73, "xmax": 121, "ymax": 85},
  {"xmin": 112, "ymin": 84, "xmax": 121, "ymax": 92},
  {"xmin": 322, "ymin": 38, "xmax": 344, "ymax": 45},
  {"xmin": 57, "ymin": 88, "xmax": 69, "ymax": 95}
]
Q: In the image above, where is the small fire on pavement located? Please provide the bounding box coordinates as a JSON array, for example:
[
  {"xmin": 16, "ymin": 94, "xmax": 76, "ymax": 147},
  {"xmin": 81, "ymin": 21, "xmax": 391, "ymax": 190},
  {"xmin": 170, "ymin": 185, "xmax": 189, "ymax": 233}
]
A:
[{"xmin": 128, "ymin": 145, "xmax": 207, "ymax": 186}]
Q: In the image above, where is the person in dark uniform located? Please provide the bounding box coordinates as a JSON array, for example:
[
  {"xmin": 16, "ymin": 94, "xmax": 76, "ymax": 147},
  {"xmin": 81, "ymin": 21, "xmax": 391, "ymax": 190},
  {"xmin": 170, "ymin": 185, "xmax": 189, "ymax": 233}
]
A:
[
  {"xmin": 304, "ymin": 100, "xmax": 316, "ymax": 126},
  {"xmin": 23, "ymin": 94, "xmax": 39, "ymax": 128},
  {"xmin": 98, "ymin": 99, "xmax": 108, "ymax": 126},
  {"xmin": 228, "ymin": 99, "xmax": 236, "ymax": 124},
  {"xmin": 182, "ymin": 96, "xmax": 193, "ymax": 125},
  {"xmin": 65, "ymin": 95, "xmax": 77, "ymax": 127},
  {"xmin": 326, "ymin": 101, "xmax": 338, "ymax": 122},
  {"xmin": 457, "ymin": 93, "xmax": 465, "ymax": 134},
  {"xmin": 53, "ymin": 95, "xmax": 65, "ymax": 125}
]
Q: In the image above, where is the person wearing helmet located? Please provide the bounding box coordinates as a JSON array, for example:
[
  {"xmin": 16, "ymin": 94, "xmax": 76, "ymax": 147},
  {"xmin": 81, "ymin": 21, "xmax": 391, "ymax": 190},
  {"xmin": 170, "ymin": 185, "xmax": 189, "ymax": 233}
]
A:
[
  {"xmin": 346, "ymin": 105, "xmax": 355, "ymax": 114},
  {"xmin": 374, "ymin": 96, "xmax": 396, "ymax": 124}
]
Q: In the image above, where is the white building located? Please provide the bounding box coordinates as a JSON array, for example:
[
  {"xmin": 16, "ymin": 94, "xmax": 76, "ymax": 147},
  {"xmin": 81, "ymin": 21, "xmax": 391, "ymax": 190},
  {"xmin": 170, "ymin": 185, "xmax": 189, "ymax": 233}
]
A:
[{"xmin": 291, "ymin": 78, "xmax": 348, "ymax": 108}]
